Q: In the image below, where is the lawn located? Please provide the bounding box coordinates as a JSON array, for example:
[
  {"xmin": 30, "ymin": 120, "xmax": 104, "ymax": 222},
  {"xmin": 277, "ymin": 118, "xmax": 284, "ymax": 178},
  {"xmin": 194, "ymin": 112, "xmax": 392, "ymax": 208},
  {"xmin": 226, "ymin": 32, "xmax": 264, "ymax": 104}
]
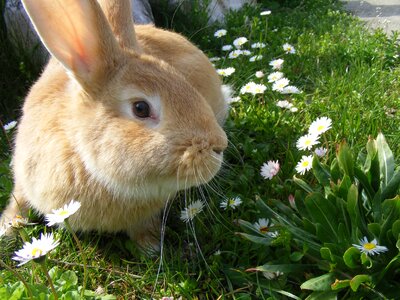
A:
[{"xmin": 1, "ymin": 0, "xmax": 399, "ymax": 299}]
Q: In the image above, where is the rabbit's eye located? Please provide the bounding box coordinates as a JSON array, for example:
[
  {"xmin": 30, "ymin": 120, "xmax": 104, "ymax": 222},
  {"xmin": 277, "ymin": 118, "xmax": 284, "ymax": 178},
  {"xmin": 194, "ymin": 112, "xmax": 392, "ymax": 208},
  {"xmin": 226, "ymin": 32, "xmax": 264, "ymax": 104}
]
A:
[{"xmin": 132, "ymin": 100, "xmax": 151, "ymax": 118}]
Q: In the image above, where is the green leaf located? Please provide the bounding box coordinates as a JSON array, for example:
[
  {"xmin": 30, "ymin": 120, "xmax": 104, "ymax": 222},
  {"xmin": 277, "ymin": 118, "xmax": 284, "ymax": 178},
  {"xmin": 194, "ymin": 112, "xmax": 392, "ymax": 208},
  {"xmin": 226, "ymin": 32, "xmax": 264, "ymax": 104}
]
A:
[
  {"xmin": 253, "ymin": 264, "xmax": 314, "ymax": 274},
  {"xmin": 331, "ymin": 279, "xmax": 350, "ymax": 291},
  {"xmin": 330, "ymin": 159, "xmax": 341, "ymax": 183},
  {"xmin": 392, "ymin": 220, "xmax": 400, "ymax": 240},
  {"xmin": 337, "ymin": 141, "xmax": 354, "ymax": 181},
  {"xmin": 367, "ymin": 223, "xmax": 381, "ymax": 239},
  {"xmin": 63, "ymin": 291, "xmax": 80, "ymax": 300},
  {"xmin": 381, "ymin": 196, "xmax": 400, "ymax": 242},
  {"xmin": 293, "ymin": 176, "xmax": 314, "ymax": 193},
  {"xmin": 312, "ymin": 156, "xmax": 330, "ymax": 186},
  {"xmin": 377, "ymin": 133, "xmax": 394, "ymax": 189},
  {"xmin": 349, "ymin": 274, "xmax": 370, "ymax": 292},
  {"xmin": 320, "ymin": 247, "xmax": 334, "ymax": 262},
  {"xmin": 8, "ymin": 282, "xmax": 25, "ymax": 300},
  {"xmin": 301, "ymin": 273, "xmax": 335, "ymax": 291},
  {"xmin": 305, "ymin": 291, "xmax": 338, "ymax": 300},
  {"xmin": 346, "ymin": 184, "xmax": 360, "ymax": 239},
  {"xmin": 360, "ymin": 252, "xmax": 373, "ymax": 268},
  {"xmin": 59, "ymin": 271, "xmax": 78, "ymax": 291},
  {"xmin": 343, "ymin": 247, "xmax": 360, "ymax": 269},
  {"xmin": 365, "ymin": 136, "xmax": 380, "ymax": 191},
  {"xmin": 236, "ymin": 232, "xmax": 273, "ymax": 245},
  {"xmin": 381, "ymin": 169, "xmax": 400, "ymax": 200},
  {"xmin": 290, "ymin": 251, "xmax": 304, "ymax": 262},
  {"xmin": 305, "ymin": 193, "xmax": 338, "ymax": 242},
  {"xmin": 354, "ymin": 167, "xmax": 374, "ymax": 201}
]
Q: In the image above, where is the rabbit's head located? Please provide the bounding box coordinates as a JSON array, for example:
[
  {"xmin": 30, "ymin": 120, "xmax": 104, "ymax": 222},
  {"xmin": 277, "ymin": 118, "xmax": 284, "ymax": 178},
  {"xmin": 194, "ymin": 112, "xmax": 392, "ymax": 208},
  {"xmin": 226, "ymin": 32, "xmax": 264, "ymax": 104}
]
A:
[{"xmin": 22, "ymin": 0, "xmax": 227, "ymax": 201}]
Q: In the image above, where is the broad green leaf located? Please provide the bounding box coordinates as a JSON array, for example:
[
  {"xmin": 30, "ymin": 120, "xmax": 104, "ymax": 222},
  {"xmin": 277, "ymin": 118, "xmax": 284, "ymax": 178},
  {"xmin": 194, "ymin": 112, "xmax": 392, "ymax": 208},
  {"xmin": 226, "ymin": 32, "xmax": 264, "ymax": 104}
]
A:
[
  {"xmin": 392, "ymin": 220, "xmax": 400, "ymax": 240},
  {"xmin": 59, "ymin": 270, "xmax": 78, "ymax": 291},
  {"xmin": 337, "ymin": 141, "xmax": 354, "ymax": 180},
  {"xmin": 331, "ymin": 279, "xmax": 350, "ymax": 290},
  {"xmin": 63, "ymin": 291, "xmax": 80, "ymax": 300},
  {"xmin": 236, "ymin": 232, "xmax": 273, "ymax": 245},
  {"xmin": 381, "ymin": 196, "xmax": 400, "ymax": 242},
  {"xmin": 8, "ymin": 282, "xmax": 25, "ymax": 300},
  {"xmin": 305, "ymin": 291, "xmax": 338, "ymax": 300},
  {"xmin": 293, "ymin": 176, "xmax": 314, "ymax": 194},
  {"xmin": 312, "ymin": 156, "xmax": 330, "ymax": 186},
  {"xmin": 253, "ymin": 264, "xmax": 314, "ymax": 273},
  {"xmin": 305, "ymin": 192, "xmax": 338, "ymax": 242},
  {"xmin": 343, "ymin": 247, "xmax": 360, "ymax": 269},
  {"xmin": 301, "ymin": 273, "xmax": 335, "ymax": 291},
  {"xmin": 337, "ymin": 223, "xmax": 350, "ymax": 244},
  {"xmin": 365, "ymin": 136, "xmax": 380, "ymax": 191},
  {"xmin": 377, "ymin": 133, "xmax": 394, "ymax": 189},
  {"xmin": 354, "ymin": 167, "xmax": 374, "ymax": 201},
  {"xmin": 349, "ymin": 274, "xmax": 370, "ymax": 292},
  {"xmin": 360, "ymin": 253, "xmax": 373, "ymax": 268},
  {"xmin": 330, "ymin": 159, "xmax": 341, "ymax": 183},
  {"xmin": 290, "ymin": 251, "xmax": 304, "ymax": 262},
  {"xmin": 320, "ymin": 247, "xmax": 334, "ymax": 262},
  {"xmin": 367, "ymin": 223, "xmax": 381, "ymax": 238},
  {"xmin": 346, "ymin": 184, "xmax": 360, "ymax": 239},
  {"xmin": 372, "ymin": 189, "xmax": 382, "ymax": 222},
  {"xmin": 381, "ymin": 169, "xmax": 400, "ymax": 200}
]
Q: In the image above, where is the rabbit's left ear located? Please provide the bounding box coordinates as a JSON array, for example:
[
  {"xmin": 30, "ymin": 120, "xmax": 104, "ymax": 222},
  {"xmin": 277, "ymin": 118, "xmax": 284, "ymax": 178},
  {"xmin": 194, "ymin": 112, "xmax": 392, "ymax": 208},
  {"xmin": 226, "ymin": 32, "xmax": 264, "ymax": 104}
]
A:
[
  {"xmin": 22, "ymin": 0, "xmax": 122, "ymax": 87},
  {"xmin": 97, "ymin": 0, "xmax": 142, "ymax": 52}
]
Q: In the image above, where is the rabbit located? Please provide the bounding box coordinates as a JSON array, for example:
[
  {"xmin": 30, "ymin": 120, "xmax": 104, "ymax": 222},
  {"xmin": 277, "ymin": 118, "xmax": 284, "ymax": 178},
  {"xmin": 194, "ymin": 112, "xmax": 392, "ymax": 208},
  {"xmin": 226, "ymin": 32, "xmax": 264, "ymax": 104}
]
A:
[{"xmin": 0, "ymin": 0, "xmax": 229, "ymax": 250}]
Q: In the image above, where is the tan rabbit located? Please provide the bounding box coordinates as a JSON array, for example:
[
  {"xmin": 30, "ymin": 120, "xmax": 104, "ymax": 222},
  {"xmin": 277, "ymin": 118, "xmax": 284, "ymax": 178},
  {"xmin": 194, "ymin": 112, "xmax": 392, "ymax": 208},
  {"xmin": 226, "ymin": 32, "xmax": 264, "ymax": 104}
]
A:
[{"xmin": 1, "ymin": 0, "xmax": 228, "ymax": 250}]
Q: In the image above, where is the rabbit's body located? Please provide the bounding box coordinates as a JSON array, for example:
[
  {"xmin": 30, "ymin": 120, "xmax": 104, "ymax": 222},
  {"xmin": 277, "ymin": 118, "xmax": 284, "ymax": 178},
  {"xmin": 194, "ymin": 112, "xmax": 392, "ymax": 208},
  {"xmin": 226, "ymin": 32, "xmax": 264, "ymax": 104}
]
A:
[{"xmin": 1, "ymin": 0, "xmax": 228, "ymax": 249}]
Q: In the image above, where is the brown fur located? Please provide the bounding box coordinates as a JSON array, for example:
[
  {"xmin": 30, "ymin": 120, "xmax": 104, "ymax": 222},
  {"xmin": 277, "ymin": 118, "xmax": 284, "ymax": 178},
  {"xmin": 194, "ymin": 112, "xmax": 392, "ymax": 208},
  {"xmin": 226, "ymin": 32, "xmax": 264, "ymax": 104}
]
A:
[{"xmin": 1, "ymin": 0, "xmax": 228, "ymax": 249}]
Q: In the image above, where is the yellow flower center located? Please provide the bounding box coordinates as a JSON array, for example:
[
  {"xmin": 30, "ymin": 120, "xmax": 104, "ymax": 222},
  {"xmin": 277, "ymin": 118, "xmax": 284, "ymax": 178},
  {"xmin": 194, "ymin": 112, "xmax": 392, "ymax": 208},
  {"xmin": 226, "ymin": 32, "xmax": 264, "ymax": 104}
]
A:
[
  {"xmin": 363, "ymin": 243, "xmax": 376, "ymax": 250},
  {"xmin": 58, "ymin": 210, "xmax": 69, "ymax": 216},
  {"xmin": 31, "ymin": 248, "xmax": 43, "ymax": 257},
  {"xmin": 317, "ymin": 125, "xmax": 325, "ymax": 131},
  {"xmin": 229, "ymin": 199, "xmax": 235, "ymax": 205},
  {"xmin": 259, "ymin": 226, "xmax": 270, "ymax": 234},
  {"xmin": 302, "ymin": 161, "xmax": 310, "ymax": 167}
]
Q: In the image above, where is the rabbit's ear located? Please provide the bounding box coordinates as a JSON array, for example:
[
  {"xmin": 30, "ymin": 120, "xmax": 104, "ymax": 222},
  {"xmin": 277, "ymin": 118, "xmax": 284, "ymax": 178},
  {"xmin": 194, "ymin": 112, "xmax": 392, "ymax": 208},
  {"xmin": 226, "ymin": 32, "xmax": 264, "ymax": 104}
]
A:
[
  {"xmin": 97, "ymin": 0, "xmax": 141, "ymax": 52},
  {"xmin": 22, "ymin": 0, "xmax": 122, "ymax": 87}
]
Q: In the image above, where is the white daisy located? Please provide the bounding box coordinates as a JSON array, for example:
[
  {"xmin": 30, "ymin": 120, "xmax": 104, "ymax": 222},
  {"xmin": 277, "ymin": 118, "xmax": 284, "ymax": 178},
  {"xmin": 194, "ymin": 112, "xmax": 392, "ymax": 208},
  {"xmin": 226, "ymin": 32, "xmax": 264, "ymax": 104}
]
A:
[
  {"xmin": 353, "ymin": 237, "xmax": 388, "ymax": 256},
  {"xmin": 222, "ymin": 45, "xmax": 233, "ymax": 51},
  {"xmin": 217, "ymin": 67, "xmax": 236, "ymax": 77},
  {"xmin": 308, "ymin": 117, "xmax": 332, "ymax": 136},
  {"xmin": 267, "ymin": 71, "xmax": 284, "ymax": 83},
  {"xmin": 255, "ymin": 71, "xmax": 265, "ymax": 78},
  {"xmin": 12, "ymin": 233, "xmax": 60, "ymax": 266},
  {"xmin": 233, "ymin": 37, "xmax": 248, "ymax": 49},
  {"xmin": 251, "ymin": 42, "xmax": 266, "ymax": 49},
  {"xmin": 260, "ymin": 160, "xmax": 280, "ymax": 180},
  {"xmin": 4, "ymin": 121, "xmax": 17, "ymax": 131},
  {"xmin": 260, "ymin": 10, "xmax": 272, "ymax": 16},
  {"xmin": 296, "ymin": 134, "xmax": 320, "ymax": 151},
  {"xmin": 180, "ymin": 200, "xmax": 205, "ymax": 222},
  {"xmin": 240, "ymin": 82, "xmax": 267, "ymax": 95},
  {"xmin": 290, "ymin": 107, "xmax": 299, "ymax": 112},
  {"xmin": 269, "ymin": 58, "xmax": 284, "ymax": 70},
  {"xmin": 249, "ymin": 55, "xmax": 263, "ymax": 62},
  {"xmin": 214, "ymin": 29, "xmax": 227, "ymax": 38},
  {"xmin": 242, "ymin": 50, "xmax": 252, "ymax": 56},
  {"xmin": 315, "ymin": 147, "xmax": 328, "ymax": 157},
  {"xmin": 253, "ymin": 218, "xmax": 278, "ymax": 237},
  {"xmin": 228, "ymin": 50, "xmax": 243, "ymax": 59},
  {"xmin": 281, "ymin": 85, "xmax": 301, "ymax": 94},
  {"xmin": 220, "ymin": 197, "xmax": 242, "ymax": 210},
  {"xmin": 276, "ymin": 100, "xmax": 293, "ymax": 109},
  {"xmin": 45, "ymin": 200, "xmax": 81, "ymax": 226},
  {"xmin": 295, "ymin": 155, "xmax": 313, "ymax": 175},
  {"xmin": 272, "ymin": 78, "xmax": 290, "ymax": 92},
  {"xmin": 209, "ymin": 57, "xmax": 221, "ymax": 62},
  {"xmin": 283, "ymin": 43, "xmax": 296, "ymax": 54}
]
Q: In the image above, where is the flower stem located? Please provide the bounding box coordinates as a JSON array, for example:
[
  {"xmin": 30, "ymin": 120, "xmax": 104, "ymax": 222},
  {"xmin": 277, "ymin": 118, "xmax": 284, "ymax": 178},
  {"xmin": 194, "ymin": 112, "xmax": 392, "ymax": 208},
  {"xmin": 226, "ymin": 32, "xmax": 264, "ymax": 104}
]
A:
[
  {"xmin": 0, "ymin": 259, "xmax": 34, "ymax": 300},
  {"xmin": 64, "ymin": 219, "xmax": 88, "ymax": 297},
  {"xmin": 39, "ymin": 260, "xmax": 58, "ymax": 300}
]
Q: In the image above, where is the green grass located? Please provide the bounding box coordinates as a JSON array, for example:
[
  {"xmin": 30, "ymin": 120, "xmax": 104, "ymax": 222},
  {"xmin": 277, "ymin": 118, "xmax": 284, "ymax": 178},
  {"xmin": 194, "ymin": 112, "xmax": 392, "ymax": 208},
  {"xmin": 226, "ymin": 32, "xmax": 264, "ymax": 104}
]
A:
[{"xmin": 1, "ymin": 0, "xmax": 400, "ymax": 299}]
